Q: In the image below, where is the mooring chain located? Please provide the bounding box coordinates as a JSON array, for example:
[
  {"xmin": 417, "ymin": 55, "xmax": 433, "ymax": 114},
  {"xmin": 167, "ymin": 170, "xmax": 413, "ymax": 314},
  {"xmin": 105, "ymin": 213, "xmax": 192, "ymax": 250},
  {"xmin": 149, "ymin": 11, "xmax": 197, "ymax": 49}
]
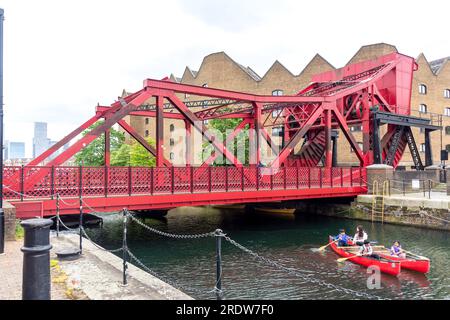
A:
[
  {"xmin": 126, "ymin": 212, "xmax": 216, "ymax": 239},
  {"xmin": 80, "ymin": 227, "xmax": 123, "ymax": 253},
  {"xmin": 223, "ymin": 235, "xmax": 383, "ymax": 300},
  {"xmin": 125, "ymin": 248, "xmax": 213, "ymax": 296}
]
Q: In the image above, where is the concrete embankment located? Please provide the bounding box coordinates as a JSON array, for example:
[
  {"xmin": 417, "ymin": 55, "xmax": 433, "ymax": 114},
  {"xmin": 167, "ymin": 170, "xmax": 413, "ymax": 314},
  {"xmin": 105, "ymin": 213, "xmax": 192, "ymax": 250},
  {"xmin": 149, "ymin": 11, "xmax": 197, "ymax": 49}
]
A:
[
  {"xmin": 293, "ymin": 195, "xmax": 450, "ymax": 231},
  {"xmin": 51, "ymin": 233, "xmax": 192, "ymax": 300}
]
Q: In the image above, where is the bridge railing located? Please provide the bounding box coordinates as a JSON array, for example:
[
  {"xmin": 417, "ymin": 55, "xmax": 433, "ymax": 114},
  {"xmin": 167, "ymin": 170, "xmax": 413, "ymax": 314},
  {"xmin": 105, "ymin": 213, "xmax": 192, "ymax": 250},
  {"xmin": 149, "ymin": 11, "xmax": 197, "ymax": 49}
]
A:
[{"xmin": 2, "ymin": 166, "xmax": 366, "ymax": 200}]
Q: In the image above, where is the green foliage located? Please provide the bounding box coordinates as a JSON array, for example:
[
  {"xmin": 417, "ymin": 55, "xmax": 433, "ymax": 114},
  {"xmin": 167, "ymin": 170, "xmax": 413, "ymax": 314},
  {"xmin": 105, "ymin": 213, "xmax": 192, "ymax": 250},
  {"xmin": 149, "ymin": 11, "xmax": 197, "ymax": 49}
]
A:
[
  {"xmin": 110, "ymin": 144, "xmax": 131, "ymax": 166},
  {"xmin": 75, "ymin": 121, "xmax": 125, "ymax": 166},
  {"xmin": 129, "ymin": 138, "xmax": 156, "ymax": 167},
  {"xmin": 15, "ymin": 220, "xmax": 24, "ymax": 240},
  {"xmin": 204, "ymin": 114, "xmax": 249, "ymax": 166}
]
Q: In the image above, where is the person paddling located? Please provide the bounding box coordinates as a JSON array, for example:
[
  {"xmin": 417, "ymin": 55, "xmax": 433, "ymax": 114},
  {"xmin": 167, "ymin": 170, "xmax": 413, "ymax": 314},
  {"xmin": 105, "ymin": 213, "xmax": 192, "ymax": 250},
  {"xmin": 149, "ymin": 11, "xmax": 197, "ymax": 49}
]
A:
[
  {"xmin": 334, "ymin": 229, "xmax": 350, "ymax": 247},
  {"xmin": 390, "ymin": 241, "xmax": 406, "ymax": 259},
  {"xmin": 358, "ymin": 240, "xmax": 380, "ymax": 260},
  {"xmin": 353, "ymin": 225, "xmax": 368, "ymax": 246}
]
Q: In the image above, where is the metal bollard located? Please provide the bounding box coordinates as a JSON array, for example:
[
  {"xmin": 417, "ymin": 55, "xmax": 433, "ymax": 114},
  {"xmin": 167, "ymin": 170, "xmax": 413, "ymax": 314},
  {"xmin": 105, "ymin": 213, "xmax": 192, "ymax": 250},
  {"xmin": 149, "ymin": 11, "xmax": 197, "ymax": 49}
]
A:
[
  {"xmin": 122, "ymin": 209, "xmax": 128, "ymax": 286},
  {"xmin": 21, "ymin": 218, "xmax": 53, "ymax": 300},
  {"xmin": 214, "ymin": 229, "xmax": 224, "ymax": 300}
]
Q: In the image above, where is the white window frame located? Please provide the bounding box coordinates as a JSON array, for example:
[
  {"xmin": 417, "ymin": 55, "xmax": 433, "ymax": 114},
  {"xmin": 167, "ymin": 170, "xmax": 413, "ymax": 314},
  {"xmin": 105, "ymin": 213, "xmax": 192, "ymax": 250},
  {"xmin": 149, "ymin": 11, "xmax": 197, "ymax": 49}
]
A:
[
  {"xmin": 420, "ymin": 143, "xmax": 426, "ymax": 152},
  {"xmin": 445, "ymin": 107, "xmax": 450, "ymax": 117},
  {"xmin": 444, "ymin": 89, "xmax": 450, "ymax": 99},
  {"xmin": 419, "ymin": 104, "xmax": 427, "ymax": 114},
  {"xmin": 419, "ymin": 84, "xmax": 427, "ymax": 95},
  {"xmin": 272, "ymin": 89, "xmax": 283, "ymax": 96}
]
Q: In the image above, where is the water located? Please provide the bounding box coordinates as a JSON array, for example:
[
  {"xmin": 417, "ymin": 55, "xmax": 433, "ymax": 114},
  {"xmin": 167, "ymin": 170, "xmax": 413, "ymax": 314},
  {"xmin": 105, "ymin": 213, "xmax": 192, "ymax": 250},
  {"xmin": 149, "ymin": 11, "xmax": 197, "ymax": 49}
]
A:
[{"xmin": 85, "ymin": 206, "xmax": 450, "ymax": 300}]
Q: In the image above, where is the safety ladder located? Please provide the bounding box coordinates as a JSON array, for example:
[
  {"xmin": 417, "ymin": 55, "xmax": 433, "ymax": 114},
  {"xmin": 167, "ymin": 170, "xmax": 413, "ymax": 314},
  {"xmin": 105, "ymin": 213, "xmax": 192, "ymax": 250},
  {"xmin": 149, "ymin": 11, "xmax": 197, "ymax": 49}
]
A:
[{"xmin": 371, "ymin": 180, "xmax": 389, "ymax": 223}]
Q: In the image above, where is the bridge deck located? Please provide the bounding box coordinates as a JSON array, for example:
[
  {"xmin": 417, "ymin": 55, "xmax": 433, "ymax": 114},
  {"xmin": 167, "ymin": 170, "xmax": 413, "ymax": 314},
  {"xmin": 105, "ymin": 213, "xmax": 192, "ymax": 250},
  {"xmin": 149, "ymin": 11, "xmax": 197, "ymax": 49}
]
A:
[{"xmin": 3, "ymin": 166, "xmax": 367, "ymax": 218}]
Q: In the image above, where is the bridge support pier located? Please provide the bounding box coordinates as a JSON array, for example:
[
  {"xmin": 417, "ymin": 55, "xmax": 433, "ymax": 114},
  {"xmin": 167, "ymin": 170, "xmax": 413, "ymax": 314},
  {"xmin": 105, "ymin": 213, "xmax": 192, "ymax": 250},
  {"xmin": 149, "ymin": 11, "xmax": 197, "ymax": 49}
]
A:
[{"xmin": 366, "ymin": 164, "xmax": 393, "ymax": 194}]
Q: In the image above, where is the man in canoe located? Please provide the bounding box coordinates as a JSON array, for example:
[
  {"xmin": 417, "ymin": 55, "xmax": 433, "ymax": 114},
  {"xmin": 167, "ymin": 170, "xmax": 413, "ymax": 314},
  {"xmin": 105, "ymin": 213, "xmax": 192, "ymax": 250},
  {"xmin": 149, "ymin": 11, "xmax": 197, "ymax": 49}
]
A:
[
  {"xmin": 358, "ymin": 240, "xmax": 380, "ymax": 260},
  {"xmin": 390, "ymin": 241, "xmax": 407, "ymax": 259},
  {"xmin": 334, "ymin": 229, "xmax": 350, "ymax": 247},
  {"xmin": 353, "ymin": 225, "xmax": 368, "ymax": 246}
]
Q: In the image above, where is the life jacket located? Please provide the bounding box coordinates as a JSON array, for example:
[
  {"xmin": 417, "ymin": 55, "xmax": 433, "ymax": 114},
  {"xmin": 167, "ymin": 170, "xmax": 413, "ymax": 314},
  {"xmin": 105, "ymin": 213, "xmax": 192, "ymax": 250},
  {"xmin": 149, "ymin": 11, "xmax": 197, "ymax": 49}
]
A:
[{"xmin": 391, "ymin": 245, "xmax": 401, "ymax": 255}]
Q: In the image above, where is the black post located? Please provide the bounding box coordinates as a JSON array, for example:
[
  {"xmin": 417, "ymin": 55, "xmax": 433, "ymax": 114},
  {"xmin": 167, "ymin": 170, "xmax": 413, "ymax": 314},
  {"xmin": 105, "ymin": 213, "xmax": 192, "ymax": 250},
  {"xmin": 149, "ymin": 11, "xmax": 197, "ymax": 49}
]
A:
[
  {"xmin": 214, "ymin": 229, "xmax": 223, "ymax": 300},
  {"xmin": 20, "ymin": 165, "xmax": 24, "ymax": 201},
  {"xmin": 372, "ymin": 116, "xmax": 382, "ymax": 164},
  {"xmin": 425, "ymin": 129, "xmax": 433, "ymax": 167},
  {"xmin": 21, "ymin": 218, "xmax": 53, "ymax": 300},
  {"xmin": 122, "ymin": 209, "xmax": 128, "ymax": 286},
  {"xmin": 0, "ymin": 8, "xmax": 5, "ymax": 254},
  {"xmin": 331, "ymin": 131, "xmax": 339, "ymax": 167},
  {"xmin": 428, "ymin": 179, "xmax": 431, "ymax": 199},
  {"xmin": 56, "ymin": 195, "xmax": 60, "ymax": 237},
  {"xmin": 79, "ymin": 196, "xmax": 83, "ymax": 254}
]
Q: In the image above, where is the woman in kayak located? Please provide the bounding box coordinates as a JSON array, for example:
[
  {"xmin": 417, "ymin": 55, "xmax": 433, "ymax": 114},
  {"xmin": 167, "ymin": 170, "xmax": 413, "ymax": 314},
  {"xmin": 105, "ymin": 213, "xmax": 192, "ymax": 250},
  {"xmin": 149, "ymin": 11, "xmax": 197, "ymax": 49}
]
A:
[
  {"xmin": 390, "ymin": 241, "xmax": 406, "ymax": 259},
  {"xmin": 353, "ymin": 225, "xmax": 368, "ymax": 246},
  {"xmin": 334, "ymin": 229, "xmax": 350, "ymax": 247},
  {"xmin": 358, "ymin": 240, "xmax": 380, "ymax": 260}
]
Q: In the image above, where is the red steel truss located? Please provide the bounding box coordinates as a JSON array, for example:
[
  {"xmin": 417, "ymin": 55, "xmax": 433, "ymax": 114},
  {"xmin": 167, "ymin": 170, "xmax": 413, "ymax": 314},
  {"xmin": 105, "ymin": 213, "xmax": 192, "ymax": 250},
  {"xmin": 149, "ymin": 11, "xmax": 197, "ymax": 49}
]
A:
[{"xmin": 2, "ymin": 52, "xmax": 419, "ymax": 217}]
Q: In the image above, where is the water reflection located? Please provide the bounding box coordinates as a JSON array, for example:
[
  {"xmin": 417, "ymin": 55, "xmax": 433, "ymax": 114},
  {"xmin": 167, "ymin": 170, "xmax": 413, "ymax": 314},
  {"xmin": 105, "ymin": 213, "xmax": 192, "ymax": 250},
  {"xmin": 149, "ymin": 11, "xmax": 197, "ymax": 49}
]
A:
[{"xmin": 86, "ymin": 206, "xmax": 450, "ymax": 300}]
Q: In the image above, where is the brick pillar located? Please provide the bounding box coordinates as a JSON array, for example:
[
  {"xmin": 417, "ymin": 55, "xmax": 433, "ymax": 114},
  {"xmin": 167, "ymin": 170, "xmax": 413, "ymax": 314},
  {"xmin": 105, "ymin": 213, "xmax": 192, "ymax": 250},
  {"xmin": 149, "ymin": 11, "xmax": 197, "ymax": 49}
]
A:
[
  {"xmin": 366, "ymin": 164, "xmax": 394, "ymax": 195},
  {"xmin": 3, "ymin": 202, "xmax": 16, "ymax": 241}
]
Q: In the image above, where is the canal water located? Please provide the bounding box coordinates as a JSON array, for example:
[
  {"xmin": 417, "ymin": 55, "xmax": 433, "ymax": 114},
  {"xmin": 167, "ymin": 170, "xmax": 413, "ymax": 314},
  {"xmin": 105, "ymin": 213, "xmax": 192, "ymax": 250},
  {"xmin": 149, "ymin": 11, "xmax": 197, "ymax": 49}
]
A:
[{"xmin": 85, "ymin": 206, "xmax": 450, "ymax": 300}]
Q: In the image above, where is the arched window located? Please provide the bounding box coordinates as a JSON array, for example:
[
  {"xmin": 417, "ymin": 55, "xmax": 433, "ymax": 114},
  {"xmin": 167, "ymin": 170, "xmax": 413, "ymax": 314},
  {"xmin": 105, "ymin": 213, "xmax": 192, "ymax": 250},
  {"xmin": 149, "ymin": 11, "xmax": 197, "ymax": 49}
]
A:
[
  {"xmin": 145, "ymin": 118, "xmax": 149, "ymax": 125},
  {"xmin": 445, "ymin": 107, "xmax": 450, "ymax": 116},
  {"xmin": 272, "ymin": 89, "xmax": 283, "ymax": 96},
  {"xmin": 169, "ymin": 124, "xmax": 175, "ymax": 132},
  {"xmin": 418, "ymin": 84, "xmax": 427, "ymax": 95},
  {"xmin": 445, "ymin": 89, "xmax": 450, "ymax": 99},
  {"xmin": 145, "ymin": 130, "xmax": 149, "ymax": 137},
  {"xmin": 419, "ymin": 104, "xmax": 427, "ymax": 114},
  {"xmin": 169, "ymin": 138, "xmax": 175, "ymax": 146},
  {"xmin": 169, "ymin": 152, "xmax": 175, "ymax": 160}
]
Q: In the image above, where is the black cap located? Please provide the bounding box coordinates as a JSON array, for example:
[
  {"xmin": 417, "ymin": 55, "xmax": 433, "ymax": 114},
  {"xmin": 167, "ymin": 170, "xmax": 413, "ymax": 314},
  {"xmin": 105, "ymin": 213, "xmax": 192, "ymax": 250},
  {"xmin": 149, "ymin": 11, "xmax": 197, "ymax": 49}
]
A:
[{"xmin": 339, "ymin": 229, "xmax": 345, "ymax": 233}]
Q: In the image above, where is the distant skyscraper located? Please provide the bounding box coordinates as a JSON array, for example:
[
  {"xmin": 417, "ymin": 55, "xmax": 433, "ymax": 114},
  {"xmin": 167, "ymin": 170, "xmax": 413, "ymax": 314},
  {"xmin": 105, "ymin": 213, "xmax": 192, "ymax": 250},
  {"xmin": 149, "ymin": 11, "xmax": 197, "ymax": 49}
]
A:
[
  {"xmin": 33, "ymin": 122, "xmax": 51, "ymax": 158},
  {"xmin": 7, "ymin": 142, "xmax": 25, "ymax": 159}
]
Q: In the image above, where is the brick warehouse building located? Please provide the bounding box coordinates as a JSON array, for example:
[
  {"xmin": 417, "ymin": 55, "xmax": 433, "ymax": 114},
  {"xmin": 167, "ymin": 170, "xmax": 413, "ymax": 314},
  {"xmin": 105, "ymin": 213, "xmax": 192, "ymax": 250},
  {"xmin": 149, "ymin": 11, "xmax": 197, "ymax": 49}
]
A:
[{"xmin": 120, "ymin": 43, "xmax": 450, "ymax": 168}]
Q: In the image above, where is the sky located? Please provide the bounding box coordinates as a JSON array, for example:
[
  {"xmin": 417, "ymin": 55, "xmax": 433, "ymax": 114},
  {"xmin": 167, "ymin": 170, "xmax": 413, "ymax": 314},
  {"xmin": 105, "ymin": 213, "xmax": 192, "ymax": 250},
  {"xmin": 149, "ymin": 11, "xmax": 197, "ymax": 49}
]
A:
[{"xmin": 1, "ymin": 0, "xmax": 449, "ymax": 157}]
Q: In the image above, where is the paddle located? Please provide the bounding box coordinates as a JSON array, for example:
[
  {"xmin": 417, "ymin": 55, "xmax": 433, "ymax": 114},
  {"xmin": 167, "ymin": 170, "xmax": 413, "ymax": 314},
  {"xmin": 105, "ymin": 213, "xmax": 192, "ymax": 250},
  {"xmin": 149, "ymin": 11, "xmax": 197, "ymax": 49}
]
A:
[
  {"xmin": 318, "ymin": 240, "xmax": 338, "ymax": 251},
  {"xmin": 402, "ymin": 250, "xmax": 429, "ymax": 261},
  {"xmin": 337, "ymin": 254, "xmax": 361, "ymax": 262}
]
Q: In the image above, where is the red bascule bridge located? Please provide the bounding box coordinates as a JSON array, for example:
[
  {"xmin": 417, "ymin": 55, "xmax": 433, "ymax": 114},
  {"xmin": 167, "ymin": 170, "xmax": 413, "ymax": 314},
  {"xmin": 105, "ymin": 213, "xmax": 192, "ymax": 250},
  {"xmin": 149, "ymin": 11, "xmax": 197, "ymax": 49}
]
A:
[{"xmin": 2, "ymin": 52, "xmax": 441, "ymax": 218}]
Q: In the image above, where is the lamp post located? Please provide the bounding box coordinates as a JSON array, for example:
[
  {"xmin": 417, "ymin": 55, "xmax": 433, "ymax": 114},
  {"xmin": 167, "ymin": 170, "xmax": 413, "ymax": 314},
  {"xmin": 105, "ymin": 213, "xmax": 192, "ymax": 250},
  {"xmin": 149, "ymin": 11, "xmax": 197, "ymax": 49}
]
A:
[{"xmin": 0, "ymin": 8, "xmax": 5, "ymax": 254}]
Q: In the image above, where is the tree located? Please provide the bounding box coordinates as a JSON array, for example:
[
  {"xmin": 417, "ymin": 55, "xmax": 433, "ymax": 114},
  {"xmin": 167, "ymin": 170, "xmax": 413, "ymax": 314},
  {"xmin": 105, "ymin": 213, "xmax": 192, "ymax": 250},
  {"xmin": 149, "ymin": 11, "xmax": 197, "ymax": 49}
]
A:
[
  {"xmin": 129, "ymin": 138, "xmax": 156, "ymax": 167},
  {"xmin": 74, "ymin": 121, "xmax": 125, "ymax": 166},
  {"xmin": 204, "ymin": 114, "xmax": 250, "ymax": 166},
  {"xmin": 110, "ymin": 144, "xmax": 131, "ymax": 166}
]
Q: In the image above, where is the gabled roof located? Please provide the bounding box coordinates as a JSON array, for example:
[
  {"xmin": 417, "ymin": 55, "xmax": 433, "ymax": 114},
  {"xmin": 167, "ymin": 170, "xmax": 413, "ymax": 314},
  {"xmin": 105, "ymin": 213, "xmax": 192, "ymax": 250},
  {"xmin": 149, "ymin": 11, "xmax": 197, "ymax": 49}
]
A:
[{"xmin": 429, "ymin": 56, "xmax": 449, "ymax": 75}]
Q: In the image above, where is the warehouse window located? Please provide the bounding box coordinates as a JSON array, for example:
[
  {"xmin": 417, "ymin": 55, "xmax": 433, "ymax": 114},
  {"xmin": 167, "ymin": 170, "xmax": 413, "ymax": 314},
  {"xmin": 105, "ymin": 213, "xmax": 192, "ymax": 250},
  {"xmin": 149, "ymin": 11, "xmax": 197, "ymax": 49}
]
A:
[
  {"xmin": 272, "ymin": 89, "xmax": 283, "ymax": 96},
  {"xmin": 445, "ymin": 126, "xmax": 450, "ymax": 135},
  {"xmin": 145, "ymin": 118, "xmax": 149, "ymax": 125},
  {"xmin": 418, "ymin": 84, "xmax": 427, "ymax": 95},
  {"xmin": 419, "ymin": 104, "xmax": 427, "ymax": 114},
  {"xmin": 272, "ymin": 109, "xmax": 282, "ymax": 118},
  {"xmin": 350, "ymin": 126, "xmax": 362, "ymax": 132},
  {"xmin": 170, "ymin": 138, "xmax": 175, "ymax": 146},
  {"xmin": 169, "ymin": 152, "xmax": 175, "ymax": 160},
  {"xmin": 444, "ymin": 89, "xmax": 450, "ymax": 99},
  {"xmin": 170, "ymin": 124, "xmax": 175, "ymax": 132},
  {"xmin": 445, "ymin": 108, "xmax": 450, "ymax": 117},
  {"xmin": 272, "ymin": 127, "xmax": 283, "ymax": 136},
  {"xmin": 420, "ymin": 143, "xmax": 426, "ymax": 152},
  {"xmin": 145, "ymin": 130, "xmax": 149, "ymax": 137},
  {"xmin": 446, "ymin": 145, "xmax": 450, "ymax": 153}
]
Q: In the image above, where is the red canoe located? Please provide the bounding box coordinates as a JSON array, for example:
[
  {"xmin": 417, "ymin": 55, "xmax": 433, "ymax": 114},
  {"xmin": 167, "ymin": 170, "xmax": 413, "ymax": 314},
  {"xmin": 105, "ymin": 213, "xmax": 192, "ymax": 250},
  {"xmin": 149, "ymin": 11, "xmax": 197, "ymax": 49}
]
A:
[
  {"xmin": 328, "ymin": 236, "xmax": 401, "ymax": 276},
  {"xmin": 375, "ymin": 250, "xmax": 430, "ymax": 274}
]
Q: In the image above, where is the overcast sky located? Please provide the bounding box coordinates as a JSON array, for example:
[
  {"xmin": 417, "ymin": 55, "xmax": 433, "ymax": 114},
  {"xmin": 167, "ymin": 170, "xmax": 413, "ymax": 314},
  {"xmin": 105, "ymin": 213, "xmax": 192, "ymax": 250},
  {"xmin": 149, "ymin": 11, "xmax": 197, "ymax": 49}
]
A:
[{"xmin": 1, "ymin": 0, "xmax": 449, "ymax": 157}]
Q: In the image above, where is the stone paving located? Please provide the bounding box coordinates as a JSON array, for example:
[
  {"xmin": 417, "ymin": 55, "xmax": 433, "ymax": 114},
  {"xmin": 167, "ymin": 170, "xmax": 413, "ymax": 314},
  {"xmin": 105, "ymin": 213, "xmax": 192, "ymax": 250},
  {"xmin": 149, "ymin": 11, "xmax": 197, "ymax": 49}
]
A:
[{"xmin": 0, "ymin": 240, "xmax": 69, "ymax": 300}]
